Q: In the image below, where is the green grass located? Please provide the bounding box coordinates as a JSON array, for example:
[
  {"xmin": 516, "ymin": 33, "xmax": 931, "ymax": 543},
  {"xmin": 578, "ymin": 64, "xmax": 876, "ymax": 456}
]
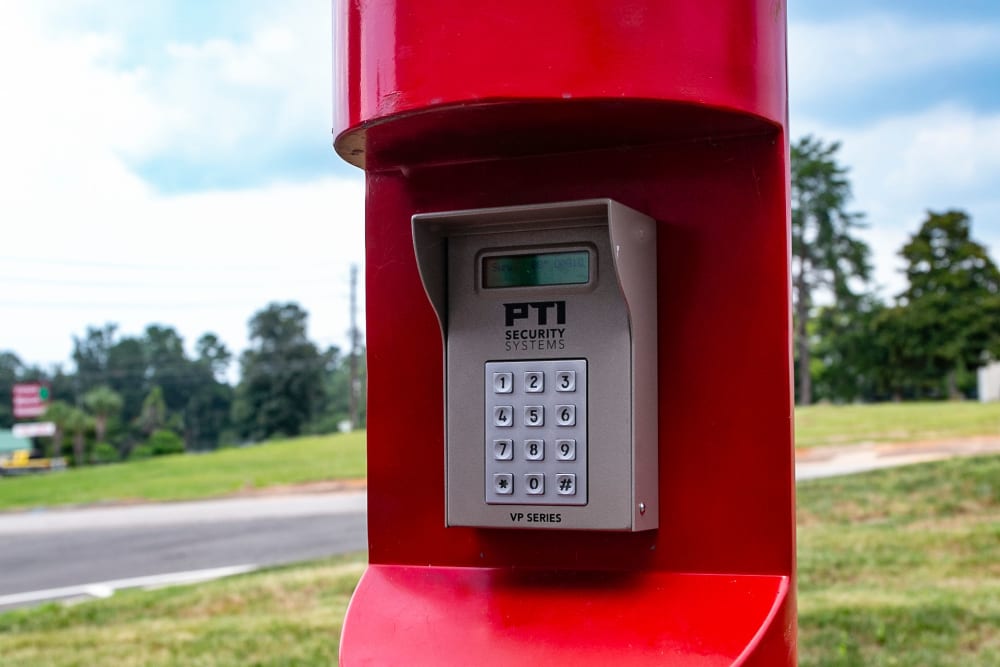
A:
[
  {"xmin": 0, "ymin": 553, "xmax": 367, "ymax": 667},
  {"xmin": 1, "ymin": 456, "xmax": 996, "ymax": 665},
  {"xmin": 3, "ymin": 401, "xmax": 999, "ymax": 512},
  {"xmin": 795, "ymin": 401, "xmax": 1000, "ymax": 448},
  {"xmin": 797, "ymin": 455, "xmax": 1000, "ymax": 665},
  {"xmin": 0, "ymin": 431, "xmax": 366, "ymax": 512}
]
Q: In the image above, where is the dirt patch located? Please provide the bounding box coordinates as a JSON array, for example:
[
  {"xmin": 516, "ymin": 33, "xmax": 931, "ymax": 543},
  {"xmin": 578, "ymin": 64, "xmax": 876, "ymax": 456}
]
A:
[
  {"xmin": 796, "ymin": 436, "xmax": 1000, "ymax": 462},
  {"xmin": 230, "ymin": 478, "xmax": 367, "ymax": 497}
]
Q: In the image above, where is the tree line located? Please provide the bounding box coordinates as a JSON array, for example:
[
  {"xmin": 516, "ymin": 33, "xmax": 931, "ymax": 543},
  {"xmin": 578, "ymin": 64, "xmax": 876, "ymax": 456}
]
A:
[
  {"xmin": 3, "ymin": 136, "xmax": 997, "ymax": 463},
  {"xmin": 0, "ymin": 302, "xmax": 365, "ymax": 464},
  {"xmin": 793, "ymin": 136, "xmax": 1000, "ymax": 404}
]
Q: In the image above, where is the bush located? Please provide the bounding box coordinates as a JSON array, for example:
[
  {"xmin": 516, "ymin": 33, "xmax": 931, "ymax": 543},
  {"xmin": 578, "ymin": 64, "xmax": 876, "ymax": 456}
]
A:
[
  {"xmin": 148, "ymin": 429, "xmax": 185, "ymax": 456},
  {"xmin": 129, "ymin": 444, "xmax": 153, "ymax": 460},
  {"xmin": 91, "ymin": 442, "xmax": 119, "ymax": 464}
]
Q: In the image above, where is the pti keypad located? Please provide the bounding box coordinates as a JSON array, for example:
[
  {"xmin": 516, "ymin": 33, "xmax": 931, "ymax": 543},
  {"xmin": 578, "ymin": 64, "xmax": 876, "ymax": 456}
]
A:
[{"xmin": 485, "ymin": 359, "xmax": 587, "ymax": 505}]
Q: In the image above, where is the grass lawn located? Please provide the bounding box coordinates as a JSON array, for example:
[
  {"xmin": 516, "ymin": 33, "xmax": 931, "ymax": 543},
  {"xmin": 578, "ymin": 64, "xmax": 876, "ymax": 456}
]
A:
[
  {"xmin": 0, "ymin": 455, "xmax": 996, "ymax": 665},
  {"xmin": 797, "ymin": 454, "xmax": 1000, "ymax": 665},
  {"xmin": 795, "ymin": 401, "xmax": 1000, "ymax": 448},
  {"xmin": 0, "ymin": 554, "xmax": 366, "ymax": 667},
  {"xmin": 3, "ymin": 401, "xmax": 1000, "ymax": 512},
  {"xmin": 0, "ymin": 431, "xmax": 365, "ymax": 512}
]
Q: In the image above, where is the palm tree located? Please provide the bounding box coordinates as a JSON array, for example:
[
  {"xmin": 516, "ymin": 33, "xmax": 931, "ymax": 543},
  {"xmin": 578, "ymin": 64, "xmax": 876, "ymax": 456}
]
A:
[
  {"xmin": 83, "ymin": 386, "xmax": 123, "ymax": 445},
  {"xmin": 43, "ymin": 401, "xmax": 73, "ymax": 459},
  {"xmin": 65, "ymin": 407, "xmax": 92, "ymax": 466}
]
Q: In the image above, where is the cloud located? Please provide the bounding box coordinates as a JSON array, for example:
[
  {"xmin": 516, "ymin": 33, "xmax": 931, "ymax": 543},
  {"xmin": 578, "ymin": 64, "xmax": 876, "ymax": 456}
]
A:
[
  {"xmin": 134, "ymin": 1, "xmax": 332, "ymax": 166},
  {"xmin": 789, "ymin": 14, "xmax": 1000, "ymax": 110},
  {"xmin": 796, "ymin": 104, "xmax": 1000, "ymax": 297},
  {"xmin": 0, "ymin": 1, "xmax": 364, "ymax": 369}
]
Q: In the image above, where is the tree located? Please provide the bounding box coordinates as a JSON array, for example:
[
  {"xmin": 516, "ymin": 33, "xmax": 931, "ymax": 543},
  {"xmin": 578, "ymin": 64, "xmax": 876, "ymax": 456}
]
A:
[
  {"xmin": 0, "ymin": 351, "xmax": 23, "ymax": 429},
  {"xmin": 234, "ymin": 303, "xmax": 326, "ymax": 441},
  {"xmin": 65, "ymin": 407, "xmax": 91, "ymax": 466},
  {"xmin": 143, "ymin": 325, "xmax": 193, "ymax": 415},
  {"xmin": 139, "ymin": 386, "xmax": 167, "ymax": 436},
  {"xmin": 897, "ymin": 210, "xmax": 1000, "ymax": 398},
  {"xmin": 107, "ymin": 336, "xmax": 147, "ymax": 426},
  {"xmin": 83, "ymin": 386, "xmax": 123, "ymax": 445},
  {"xmin": 791, "ymin": 136, "xmax": 873, "ymax": 405},
  {"xmin": 43, "ymin": 400, "xmax": 73, "ymax": 459},
  {"xmin": 196, "ymin": 333, "xmax": 232, "ymax": 382},
  {"xmin": 185, "ymin": 335, "xmax": 234, "ymax": 450},
  {"xmin": 72, "ymin": 324, "xmax": 117, "ymax": 393}
]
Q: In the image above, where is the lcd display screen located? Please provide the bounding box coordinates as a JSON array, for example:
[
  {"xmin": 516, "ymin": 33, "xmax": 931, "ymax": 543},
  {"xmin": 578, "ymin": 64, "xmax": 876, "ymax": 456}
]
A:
[{"xmin": 482, "ymin": 250, "xmax": 590, "ymax": 288}]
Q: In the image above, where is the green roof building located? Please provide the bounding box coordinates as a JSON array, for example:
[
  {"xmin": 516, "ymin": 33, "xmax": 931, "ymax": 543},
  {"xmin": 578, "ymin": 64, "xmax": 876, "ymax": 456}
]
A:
[{"xmin": 0, "ymin": 429, "xmax": 31, "ymax": 454}]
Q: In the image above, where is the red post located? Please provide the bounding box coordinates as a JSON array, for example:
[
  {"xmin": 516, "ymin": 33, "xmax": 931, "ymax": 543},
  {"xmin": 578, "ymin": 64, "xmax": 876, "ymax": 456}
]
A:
[{"xmin": 334, "ymin": 1, "xmax": 795, "ymax": 664}]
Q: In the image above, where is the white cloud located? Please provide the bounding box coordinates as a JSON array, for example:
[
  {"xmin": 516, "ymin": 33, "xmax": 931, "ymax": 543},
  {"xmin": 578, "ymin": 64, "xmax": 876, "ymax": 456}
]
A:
[
  {"xmin": 789, "ymin": 15, "xmax": 1000, "ymax": 107},
  {"xmin": 144, "ymin": 3, "xmax": 332, "ymax": 163},
  {"xmin": 796, "ymin": 105, "xmax": 1000, "ymax": 298},
  {"xmin": 1, "ymin": 176, "xmax": 366, "ymax": 369},
  {"xmin": 0, "ymin": 1, "xmax": 364, "ymax": 370}
]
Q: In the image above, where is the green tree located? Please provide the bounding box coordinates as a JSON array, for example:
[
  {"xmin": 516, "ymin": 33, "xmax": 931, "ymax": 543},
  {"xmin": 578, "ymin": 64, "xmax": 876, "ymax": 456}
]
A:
[
  {"xmin": 65, "ymin": 407, "xmax": 91, "ymax": 466},
  {"xmin": 143, "ymin": 325, "xmax": 193, "ymax": 415},
  {"xmin": 897, "ymin": 210, "xmax": 1000, "ymax": 398},
  {"xmin": 0, "ymin": 352, "xmax": 23, "ymax": 429},
  {"xmin": 791, "ymin": 136, "xmax": 872, "ymax": 405},
  {"xmin": 107, "ymin": 336, "xmax": 147, "ymax": 426},
  {"xmin": 43, "ymin": 400, "xmax": 74, "ymax": 459},
  {"xmin": 234, "ymin": 303, "xmax": 326, "ymax": 441},
  {"xmin": 72, "ymin": 324, "xmax": 117, "ymax": 393},
  {"xmin": 139, "ymin": 386, "xmax": 167, "ymax": 436},
  {"xmin": 185, "ymin": 334, "xmax": 234, "ymax": 450},
  {"xmin": 83, "ymin": 386, "xmax": 123, "ymax": 445}
]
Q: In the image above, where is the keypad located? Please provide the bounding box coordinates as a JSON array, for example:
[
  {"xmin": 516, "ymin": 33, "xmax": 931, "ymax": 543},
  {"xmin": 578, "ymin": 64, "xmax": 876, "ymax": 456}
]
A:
[{"xmin": 485, "ymin": 359, "xmax": 587, "ymax": 505}]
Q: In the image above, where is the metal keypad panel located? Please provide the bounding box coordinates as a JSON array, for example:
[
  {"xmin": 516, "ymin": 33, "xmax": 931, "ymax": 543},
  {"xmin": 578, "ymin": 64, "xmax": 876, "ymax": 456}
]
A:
[{"xmin": 485, "ymin": 359, "xmax": 587, "ymax": 505}]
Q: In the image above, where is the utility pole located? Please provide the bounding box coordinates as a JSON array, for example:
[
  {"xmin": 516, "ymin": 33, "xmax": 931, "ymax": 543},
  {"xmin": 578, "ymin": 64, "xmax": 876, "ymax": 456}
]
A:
[{"xmin": 349, "ymin": 264, "xmax": 359, "ymax": 430}]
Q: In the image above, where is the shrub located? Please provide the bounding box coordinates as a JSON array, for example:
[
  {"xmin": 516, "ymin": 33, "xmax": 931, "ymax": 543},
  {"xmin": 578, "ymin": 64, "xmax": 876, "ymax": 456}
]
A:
[
  {"xmin": 129, "ymin": 444, "xmax": 153, "ymax": 460},
  {"xmin": 91, "ymin": 442, "xmax": 119, "ymax": 464},
  {"xmin": 148, "ymin": 429, "xmax": 185, "ymax": 456}
]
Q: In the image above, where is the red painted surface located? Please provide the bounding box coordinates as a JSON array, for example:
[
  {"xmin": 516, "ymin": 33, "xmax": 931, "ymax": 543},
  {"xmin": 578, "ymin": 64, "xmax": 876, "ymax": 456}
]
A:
[
  {"xmin": 334, "ymin": 1, "xmax": 795, "ymax": 664},
  {"xmin": 342, "ymin": 566, "xmax": 791, "ymax": 666}
]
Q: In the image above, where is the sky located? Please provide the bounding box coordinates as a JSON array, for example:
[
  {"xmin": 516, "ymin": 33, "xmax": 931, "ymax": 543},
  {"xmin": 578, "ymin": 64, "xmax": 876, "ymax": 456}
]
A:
[{"xmin": 1, "ymin": 1, "xmax": 998, "ymax": 375}]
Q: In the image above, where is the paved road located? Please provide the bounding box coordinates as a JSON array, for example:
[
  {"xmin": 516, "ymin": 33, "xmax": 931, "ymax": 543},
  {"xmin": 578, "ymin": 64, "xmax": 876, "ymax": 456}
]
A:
[
  {"xmin": 0, "ymin": 492, "xmax": 367, "ymax": 611},
  {"xmin": 2, "ymin": 439, "xmax": 997, "ymax": 611}
]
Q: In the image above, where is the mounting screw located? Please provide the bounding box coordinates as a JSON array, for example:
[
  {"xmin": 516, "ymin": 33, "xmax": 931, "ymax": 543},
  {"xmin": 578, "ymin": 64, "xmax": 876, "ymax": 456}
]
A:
[{"xmin": 639, "ymin": 502, "xmax": 646, "ymax": 515}]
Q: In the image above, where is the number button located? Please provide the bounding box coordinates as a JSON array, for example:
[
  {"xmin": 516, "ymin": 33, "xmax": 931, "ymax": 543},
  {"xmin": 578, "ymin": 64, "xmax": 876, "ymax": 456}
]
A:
[
  {"xmin": 555, "ymin": 405, "xmax": 576, "ymax": 426},
  {"xmin": 524, "ymin": 473, "xmax": 544, "ymax": 495},
  {"xmin": 493, "ymin": 439, "xmax": 513, "ymax": 460},
  {"xmin": 524, "ymin": 439, "xmax": 544, "ymax": 461},
  {"xmin": 494, "ymin": 406, "xmax": 513, "ymax": 427},
  {"xmin": 555, "ymin": 438, "xmax": 576, "ymax": 461},
  {"xmin": 524, "ymin": 405, "xmax": 544, "ymax": 427},
  {"xmin": 555, "ymin": 474, "xmax": 576, "ymax": 495},
  {"xmin": 493, "ymin": 372, "xmax": 513, "ymax": 394},
  {"xmin": 493, "ymin": 474, "xmax": 513, "ymax": 495},
  {"xmin": 524, "ymin": 371, "xmax": 544, "ymax": 393},
  {"xmin": 555, "ymin": 370, "xmax": 576, "ymax": 392}
]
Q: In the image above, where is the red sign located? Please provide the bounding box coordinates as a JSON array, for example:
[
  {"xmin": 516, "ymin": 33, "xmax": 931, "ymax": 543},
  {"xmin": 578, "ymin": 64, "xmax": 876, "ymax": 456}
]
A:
[{"xmin": 13, "ymin": 383, "xmax": 50, "ymax": 419}]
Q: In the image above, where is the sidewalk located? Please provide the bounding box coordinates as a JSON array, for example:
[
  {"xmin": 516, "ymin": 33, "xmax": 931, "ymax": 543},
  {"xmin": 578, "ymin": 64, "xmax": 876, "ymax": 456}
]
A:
[{"xmin": 795, "ymin": 435, "xmax": 1000, "ymax": 481}]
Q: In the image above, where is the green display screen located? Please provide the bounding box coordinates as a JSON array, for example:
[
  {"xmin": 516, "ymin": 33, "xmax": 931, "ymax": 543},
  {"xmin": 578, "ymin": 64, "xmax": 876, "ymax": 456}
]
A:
[{"xmin": 482, "ymin": 251, "xmax": 590, "ymax": 288}]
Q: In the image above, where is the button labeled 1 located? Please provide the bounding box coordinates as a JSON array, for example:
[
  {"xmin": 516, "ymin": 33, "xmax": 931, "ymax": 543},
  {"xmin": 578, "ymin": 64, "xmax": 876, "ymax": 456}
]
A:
[{"xmin": 493, "ymin": 372, "xmax": 513, "ymax": 393}]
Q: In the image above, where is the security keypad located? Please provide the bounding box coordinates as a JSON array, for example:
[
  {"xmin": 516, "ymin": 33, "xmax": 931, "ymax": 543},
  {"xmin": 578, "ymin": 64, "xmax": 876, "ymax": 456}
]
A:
[{"xmin": 485, "ymin": 359, "xmax": 587, "ymax": 505}]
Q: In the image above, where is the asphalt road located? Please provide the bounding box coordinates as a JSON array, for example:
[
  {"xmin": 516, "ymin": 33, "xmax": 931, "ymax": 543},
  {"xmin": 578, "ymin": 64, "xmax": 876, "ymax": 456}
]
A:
[
  {"xmin": 0, "ymin": 492, "xmax": 367, "ymax": 611},
  {"xmin": 3, "ymin": 439, "xmax": 998, "ymax": 612}
]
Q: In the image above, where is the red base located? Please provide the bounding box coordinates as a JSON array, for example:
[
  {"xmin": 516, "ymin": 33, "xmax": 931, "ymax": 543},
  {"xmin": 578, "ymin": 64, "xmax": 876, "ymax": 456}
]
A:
[{"xmin": 340, "ymin": 565, "xmax": 790, "ymax": 666}]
